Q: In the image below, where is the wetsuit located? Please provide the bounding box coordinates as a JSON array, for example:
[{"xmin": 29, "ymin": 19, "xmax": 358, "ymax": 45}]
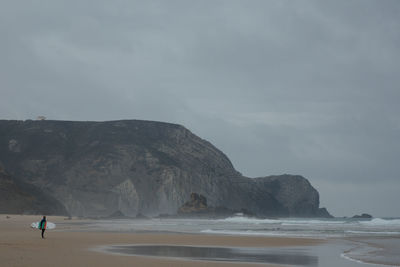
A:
[{"xmin": 39, "ymin": 218, "xmax": 46, "ymax": 238}]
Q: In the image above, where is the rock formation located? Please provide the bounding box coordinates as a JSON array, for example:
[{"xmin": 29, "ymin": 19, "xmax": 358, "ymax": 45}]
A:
[
  {"xmin": 352, "ymin": 213, "xmax": 373, "ymax": 219},
  {"xmin": 0, "ymin": 166, "xmax": 68, "ymax": 215},
  {"xmin": 0, "ymin": 119, "xmax": 331, "ymax": 218},
  {"xmin": 178, "ymin": 193, "xmax": 208, "ymax": 214}
]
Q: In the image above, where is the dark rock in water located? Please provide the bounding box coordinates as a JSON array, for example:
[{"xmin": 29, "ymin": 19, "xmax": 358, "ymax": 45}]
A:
[
  {"xmin": 178, "ymin": 193, "xmax": 208, "ymax": 214},
  {"xmin": 0, "ymin": 166, "xmax": 68, "ymax": 215},
  {"xmin": 0, "ymin": 119, "xmax": 331, "ymax": 218},
  {"xmin": 177, "ymin": 193, "xmax": 248, "ymax": 218},
  {"xmin": 352, "ymin": 213, "xmax": 373, "ymax": 219}
]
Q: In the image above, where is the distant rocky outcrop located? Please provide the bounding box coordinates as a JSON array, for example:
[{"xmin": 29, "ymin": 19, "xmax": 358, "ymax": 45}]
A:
[
  {"xmin": 0, "ymin": 119, "xmax": 331, "ymax": 218},
  {"xmin": 178, "ymin": 193, "xmax": 208, "ymax": 214},
  {"xmin": 352, "ymin": 213, "xmax": 373, "ymax": 219},
  {"xmin": 177, "ymin": 193, "xmax": 254, "ymax": 218}
]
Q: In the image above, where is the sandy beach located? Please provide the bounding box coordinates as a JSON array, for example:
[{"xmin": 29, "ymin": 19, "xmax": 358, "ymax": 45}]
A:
[{"xmin": 0, "ymin": 214, "xmax": 323, "ymax": 267}]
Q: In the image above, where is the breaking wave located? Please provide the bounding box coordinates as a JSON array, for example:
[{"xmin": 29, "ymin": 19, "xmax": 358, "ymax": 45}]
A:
[
  {"xmin": 359, "ymin": 218, "xmax": 400, "ymax": 227},
  {"xmin": 219, "ymin": 216, "xmax": 347, "ymax": 225}
]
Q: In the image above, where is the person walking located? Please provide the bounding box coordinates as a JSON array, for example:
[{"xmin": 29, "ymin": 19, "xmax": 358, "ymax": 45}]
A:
[{"xmin": 39, "ymin": 216, "xmax": 47, "ymax": 239}]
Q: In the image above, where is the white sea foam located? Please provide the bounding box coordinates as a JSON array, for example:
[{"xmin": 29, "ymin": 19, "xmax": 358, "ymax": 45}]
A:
[
  {"xmin": 80, "ymin": 217, "xmax": 400, "ymax": 241},
  {"xmin": 340, "ymin": 241, "xmax": 389, "ymax": 267},
  {"xmin": 345, "ymin": 230, "xmax": 400, "ymax": 235},
  {"xmin": 201, "ymin": 229, "xmax": 332, "ymax": 238},
  {"xmin": 359, "ymin": 218, "xmax": 400, "ymax": 227},
  {"xmin": 340, "ymin": 252, "xmax": 384, "ymax": 266},
  {"xmin": 218, "ymin": 217, "xmax": 280, "ymax": 224},
  {"xmin": 281, "ymin": 219, "xmax": 346, "ymax": 226},
  {"xmin": 202, "ymin": 229, "xmax": 297, "ymax": 237},
  {"xmin": 219, "ymin": 216, "xmax": 347, "ymax": 226}
]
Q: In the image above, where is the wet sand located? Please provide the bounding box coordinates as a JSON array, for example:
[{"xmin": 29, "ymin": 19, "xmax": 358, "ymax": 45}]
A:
[
  {"xmin": 0, "ymin": 214, "xmax": 322, "ymax": 267},
  {"xmin": 100, "ymin": 244, "xmax": 319, "ymax": 265},
  {"xmin": 344, "ymin": 237, "xmax": 400, "ymax": 266}
]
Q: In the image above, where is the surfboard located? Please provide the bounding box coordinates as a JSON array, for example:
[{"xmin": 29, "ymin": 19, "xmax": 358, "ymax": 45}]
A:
[{"xmin": 31, "ymin": 221, "xmax": 56, "ymax": 230}]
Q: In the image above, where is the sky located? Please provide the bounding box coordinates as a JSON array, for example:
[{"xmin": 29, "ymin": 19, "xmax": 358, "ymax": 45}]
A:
[{"xmin": 1, "ymin": 0, "xmax": 399, "ymax": 217}]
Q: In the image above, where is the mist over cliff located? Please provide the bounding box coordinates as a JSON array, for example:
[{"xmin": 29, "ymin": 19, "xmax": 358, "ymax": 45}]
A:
[{"xmin": 0, "ymin": 119, "xmax": 330, "ymax": 218}]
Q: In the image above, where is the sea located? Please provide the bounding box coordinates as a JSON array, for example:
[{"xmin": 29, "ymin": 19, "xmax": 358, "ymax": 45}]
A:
[{"xmin": 76, "ymin": 215, "xmax": 400, "ymax": 266}]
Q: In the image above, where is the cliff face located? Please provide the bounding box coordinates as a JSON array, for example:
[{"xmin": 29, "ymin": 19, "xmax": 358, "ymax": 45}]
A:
[
  {"xmin": 0, "ymin": 166, "xmax": 68, "ymax": 215},
  {"xmin": 0, "ymin": 120, "xmax": 330, "ymax": 217}
]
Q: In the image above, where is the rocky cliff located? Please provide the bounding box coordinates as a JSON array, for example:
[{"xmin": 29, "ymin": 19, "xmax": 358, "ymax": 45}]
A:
[
  {"xmin": 0, "ymin": 119, "xmax": 331, "ymax": 217},
  {"xmin": 0, "ymin": 166, "xmax": 68, "ymax": 215}
]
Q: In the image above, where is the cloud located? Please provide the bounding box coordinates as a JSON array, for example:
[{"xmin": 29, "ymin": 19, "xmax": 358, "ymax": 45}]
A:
[{"xmin": 1, "ymin": 0, "xmax": 399, "ymax": 216}]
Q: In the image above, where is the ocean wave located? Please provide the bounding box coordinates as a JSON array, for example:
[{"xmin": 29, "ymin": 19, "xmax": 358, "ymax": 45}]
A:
[
  {"xmin": 200, "ymin": 229, "xmax": 332, "ymax": 238},
  {"xmin": 202, "ymin": 229, "xmax": 275, "ymax": 236},
  {"xmin": 218, "ymin": 217, "xmax": 280, "ymax": 224},
  {"xmin": 219, "ymin": 216, "xmax": 347, "ymax": 226},
  {"xmin": 345, "ymin": 230, "xmax": 400, "ymax": 235},
  {"xmin": 340, "ymin": 240, "xmax": 395, "ymax": 267},
  {"xmin": 201, "ymin": 229, "xmax": 307, "ymax": 237},
  {"xmin": 359, "ymin": 218, "xmax": 400, "ymax": 227},
  {"xmin": 340, "ymin": 252, "xmax": 383, "ymax": 266},
  {"xmin": 281, "ymin": 220, "xmax": 346, "ymax": 225}
]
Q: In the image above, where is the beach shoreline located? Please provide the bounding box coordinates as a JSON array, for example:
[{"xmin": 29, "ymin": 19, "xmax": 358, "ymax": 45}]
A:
[
  {"xmin": 342, "ymin": 237, "xmax": 400, "ymax": 267},
  {"xmin": 0, "ymin": 214, "xmax": 321, "ymax": 267},
  {"xmin": 1, "ymin": 214, "xmax": 399, "ymax": 267}
]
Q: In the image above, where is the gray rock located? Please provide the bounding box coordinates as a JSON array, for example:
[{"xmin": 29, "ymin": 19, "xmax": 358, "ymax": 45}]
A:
[
  {"xmin": 0, "ymin": 119, "xmax": 331, "ymax": 218},
  {"xmin": 178, "ymin": 193, "xmax": 208, "ymax": 214},
  {"xmin": 0, "ymin": 166, "xmax": 68, "ymax": 215},
  {"xmin": 352, "ymin": 213, "xmax": 373, "ymax": 219}
]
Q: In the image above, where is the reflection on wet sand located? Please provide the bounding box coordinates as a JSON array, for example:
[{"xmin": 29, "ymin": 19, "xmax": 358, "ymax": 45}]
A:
[{"xmin": 106, "ymin": 245, "xmax": 318, "ymax": 266}]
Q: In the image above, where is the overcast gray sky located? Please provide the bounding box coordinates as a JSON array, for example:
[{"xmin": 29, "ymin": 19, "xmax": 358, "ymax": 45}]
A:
[{"xmin": 1, "ymin": 0, "xmax": 399, "ymax": 217}]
